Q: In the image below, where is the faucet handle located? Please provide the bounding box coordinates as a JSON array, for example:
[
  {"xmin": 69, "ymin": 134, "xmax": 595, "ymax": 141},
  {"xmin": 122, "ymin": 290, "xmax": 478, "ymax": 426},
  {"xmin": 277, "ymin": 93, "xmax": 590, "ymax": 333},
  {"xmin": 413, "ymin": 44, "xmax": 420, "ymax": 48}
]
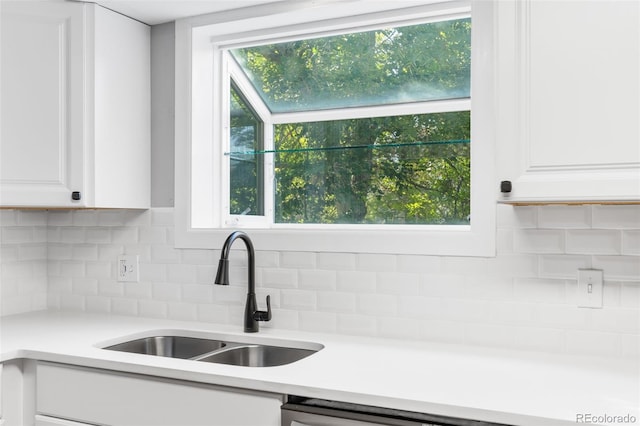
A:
[{"xmin": 253, "ymin": 295, "xmax": 272, "ymax": 322}]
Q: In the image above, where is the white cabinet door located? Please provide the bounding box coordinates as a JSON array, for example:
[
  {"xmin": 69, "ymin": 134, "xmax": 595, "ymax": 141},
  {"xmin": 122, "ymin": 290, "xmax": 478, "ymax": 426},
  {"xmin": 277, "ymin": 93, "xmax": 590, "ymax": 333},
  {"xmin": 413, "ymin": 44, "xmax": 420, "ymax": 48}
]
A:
[
  {"xmin": 0, "ymin": 2, "xmax": 150, "ymax": 208},
  {"xmin": 36, "ymin": 362, "xmax": 282, "ymax": 426},
  {"xmin": 1, "ymin": 2, "xmax": 85, "ymax": 207},
  {"xmin": 496, "ymin": 0, "xmax": 640, "ymax": 203}
]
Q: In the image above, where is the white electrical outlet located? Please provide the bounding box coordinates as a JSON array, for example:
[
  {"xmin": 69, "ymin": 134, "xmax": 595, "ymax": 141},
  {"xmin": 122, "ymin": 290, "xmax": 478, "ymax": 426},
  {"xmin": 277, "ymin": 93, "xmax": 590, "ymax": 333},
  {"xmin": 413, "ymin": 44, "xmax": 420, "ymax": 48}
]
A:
[
  {"xmin": 118, "ymin": 254, "xmax": 139, "ymax": 283},
  {"xmin": 577, "ymin": 269, "xmax": 603, "ymax": 308}
]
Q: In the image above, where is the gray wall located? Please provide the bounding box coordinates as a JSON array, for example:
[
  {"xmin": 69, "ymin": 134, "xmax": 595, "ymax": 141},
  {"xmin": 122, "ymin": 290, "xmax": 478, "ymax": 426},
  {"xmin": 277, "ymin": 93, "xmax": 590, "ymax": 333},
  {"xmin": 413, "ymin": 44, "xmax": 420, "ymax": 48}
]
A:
[{"xmin": 150, "ymin": 22, "xmax": 175, "ymax": 207}]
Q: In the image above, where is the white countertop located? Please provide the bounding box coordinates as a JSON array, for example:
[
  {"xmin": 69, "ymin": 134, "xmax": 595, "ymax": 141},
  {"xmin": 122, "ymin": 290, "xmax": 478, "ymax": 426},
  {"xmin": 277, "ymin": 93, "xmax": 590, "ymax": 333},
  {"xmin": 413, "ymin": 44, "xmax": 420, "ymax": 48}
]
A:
[{"xmin": 1, "ymin": 311, "xmax": 638, "ymax": 426}]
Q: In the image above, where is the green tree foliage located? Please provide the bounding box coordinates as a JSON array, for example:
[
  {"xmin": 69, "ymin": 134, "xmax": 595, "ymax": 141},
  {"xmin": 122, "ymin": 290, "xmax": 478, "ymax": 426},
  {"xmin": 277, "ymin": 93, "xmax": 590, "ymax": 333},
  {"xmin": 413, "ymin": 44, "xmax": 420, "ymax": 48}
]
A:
[{"xmin": 230, "ymin": 18, "xmax": 471, "ymax": 224}]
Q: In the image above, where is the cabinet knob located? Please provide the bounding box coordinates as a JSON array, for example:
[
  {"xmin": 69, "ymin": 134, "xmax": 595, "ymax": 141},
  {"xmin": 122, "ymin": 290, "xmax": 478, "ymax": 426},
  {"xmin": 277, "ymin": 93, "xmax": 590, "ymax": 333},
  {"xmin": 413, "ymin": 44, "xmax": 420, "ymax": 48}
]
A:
[
  {"xmin": 500, "ymin": 180, "xmax": 512, "ymax": 193},
  {"xmin": 71, "ymin": 191, "xmax": 81, "ymax": 201}
]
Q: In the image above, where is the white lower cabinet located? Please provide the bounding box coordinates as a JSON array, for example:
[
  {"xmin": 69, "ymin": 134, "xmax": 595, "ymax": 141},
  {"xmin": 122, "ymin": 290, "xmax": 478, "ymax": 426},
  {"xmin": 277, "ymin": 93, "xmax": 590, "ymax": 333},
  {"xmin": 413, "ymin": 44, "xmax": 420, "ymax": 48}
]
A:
[{"xmin": 36, "ymin": 362, "xmax": 283, "ymax": 426}]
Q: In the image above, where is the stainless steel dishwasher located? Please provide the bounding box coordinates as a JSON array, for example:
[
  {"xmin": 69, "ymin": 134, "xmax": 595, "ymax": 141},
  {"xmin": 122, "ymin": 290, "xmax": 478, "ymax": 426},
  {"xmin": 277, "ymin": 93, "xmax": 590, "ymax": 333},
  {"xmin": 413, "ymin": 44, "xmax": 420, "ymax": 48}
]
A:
[{"xmin": 282, "ymin": 396, "xmax": 512, "ymax": 426}]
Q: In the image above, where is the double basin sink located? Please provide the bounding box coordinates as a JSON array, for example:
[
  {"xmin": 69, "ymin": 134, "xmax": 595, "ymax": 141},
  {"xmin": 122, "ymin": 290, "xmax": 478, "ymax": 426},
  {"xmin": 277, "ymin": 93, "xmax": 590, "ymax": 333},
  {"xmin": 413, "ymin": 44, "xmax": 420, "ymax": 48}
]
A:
[{"xmin": 103, "ymin": 334, "xmax": 322, "ymax": 367}]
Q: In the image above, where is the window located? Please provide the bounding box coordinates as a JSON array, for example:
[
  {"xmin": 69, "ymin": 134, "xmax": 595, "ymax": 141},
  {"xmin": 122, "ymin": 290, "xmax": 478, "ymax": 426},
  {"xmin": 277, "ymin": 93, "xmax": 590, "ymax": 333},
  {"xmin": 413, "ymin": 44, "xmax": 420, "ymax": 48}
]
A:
[{"xmin": 176, "ymin": 0, "xmax": 496, "ymax": 256}]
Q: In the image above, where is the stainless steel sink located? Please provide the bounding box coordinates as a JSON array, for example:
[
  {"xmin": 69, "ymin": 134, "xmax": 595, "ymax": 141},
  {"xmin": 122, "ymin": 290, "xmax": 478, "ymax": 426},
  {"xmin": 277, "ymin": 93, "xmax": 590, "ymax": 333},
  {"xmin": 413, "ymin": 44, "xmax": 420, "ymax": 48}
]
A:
[
  {"xmin": 104, "ymin": 336, "xmax": 226, "ymax": 359},
  {"xmin": 196, "ymin": 344, "xmax": 316, "ymax": 367},
  {"xmin": 102, "ymin": 334, "xmax": 322, "ymax": 367}
]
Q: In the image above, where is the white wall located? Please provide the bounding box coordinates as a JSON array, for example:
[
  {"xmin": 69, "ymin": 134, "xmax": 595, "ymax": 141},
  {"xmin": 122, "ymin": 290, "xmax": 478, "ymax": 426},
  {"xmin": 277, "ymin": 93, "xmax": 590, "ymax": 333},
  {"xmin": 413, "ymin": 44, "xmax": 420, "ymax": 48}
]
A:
[{"xmin": 2, "ymin": 204, "xmax": 637, "ymax": 359}]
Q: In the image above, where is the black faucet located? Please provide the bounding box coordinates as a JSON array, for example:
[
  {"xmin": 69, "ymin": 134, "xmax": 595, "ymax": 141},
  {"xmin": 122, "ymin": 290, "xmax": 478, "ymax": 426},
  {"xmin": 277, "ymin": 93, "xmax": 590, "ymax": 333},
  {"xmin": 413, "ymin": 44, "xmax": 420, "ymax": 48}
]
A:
[{"xmin": 214, "ymin": 231, "xmax": 271, "ymax": 332}]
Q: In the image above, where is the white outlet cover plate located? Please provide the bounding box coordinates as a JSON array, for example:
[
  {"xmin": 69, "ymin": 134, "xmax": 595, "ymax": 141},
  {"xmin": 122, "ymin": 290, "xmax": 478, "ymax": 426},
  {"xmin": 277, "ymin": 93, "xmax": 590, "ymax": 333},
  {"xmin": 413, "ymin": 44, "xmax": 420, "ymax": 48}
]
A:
[
  {"xmin": 577, "ymin": 269, "xmax": 603, "ymax": 308},
  {"xmin": 118, "ymin": 254, "xmax": 139, "ymax": 283}
]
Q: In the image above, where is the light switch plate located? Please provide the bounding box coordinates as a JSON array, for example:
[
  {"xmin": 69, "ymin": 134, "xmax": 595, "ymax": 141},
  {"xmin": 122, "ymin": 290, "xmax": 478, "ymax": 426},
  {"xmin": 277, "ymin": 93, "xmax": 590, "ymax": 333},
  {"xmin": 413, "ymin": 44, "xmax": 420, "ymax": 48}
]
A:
[
  {"xmin": 577, "ymin": 269, "xmax": 603, "ymax": 308},
  {"xmin": 118, "ymin": 254, "xmax": 139, "ymax": 282}
]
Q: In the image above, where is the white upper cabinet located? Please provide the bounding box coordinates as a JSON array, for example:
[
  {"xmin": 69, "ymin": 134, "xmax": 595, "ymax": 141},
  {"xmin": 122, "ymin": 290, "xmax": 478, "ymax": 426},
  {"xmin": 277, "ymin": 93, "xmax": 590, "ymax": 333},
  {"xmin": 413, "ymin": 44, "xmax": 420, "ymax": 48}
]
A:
[
  {"xmin": 496, "ymin": 0, "xmax": 640, "ymax": 203},
  {"xmin": 0, "ymin": 1, "xmax": 150, "ymax": 208}
]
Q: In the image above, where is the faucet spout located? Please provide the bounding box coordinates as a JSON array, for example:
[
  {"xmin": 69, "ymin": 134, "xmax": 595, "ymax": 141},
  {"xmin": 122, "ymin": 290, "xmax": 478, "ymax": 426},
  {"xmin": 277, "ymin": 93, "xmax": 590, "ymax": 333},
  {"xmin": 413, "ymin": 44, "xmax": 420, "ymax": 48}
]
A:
[{"xmin": 214, "ymin": 231, "xmax": 271, "ymax": 332}]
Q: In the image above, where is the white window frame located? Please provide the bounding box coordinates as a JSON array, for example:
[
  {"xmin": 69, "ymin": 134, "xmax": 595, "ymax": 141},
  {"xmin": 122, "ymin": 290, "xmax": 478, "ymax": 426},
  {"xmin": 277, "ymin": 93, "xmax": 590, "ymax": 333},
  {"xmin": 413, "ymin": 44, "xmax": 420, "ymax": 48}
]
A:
[{"xmin": 175, "ymin": 0, "xmax": 496, "ymax": 256}]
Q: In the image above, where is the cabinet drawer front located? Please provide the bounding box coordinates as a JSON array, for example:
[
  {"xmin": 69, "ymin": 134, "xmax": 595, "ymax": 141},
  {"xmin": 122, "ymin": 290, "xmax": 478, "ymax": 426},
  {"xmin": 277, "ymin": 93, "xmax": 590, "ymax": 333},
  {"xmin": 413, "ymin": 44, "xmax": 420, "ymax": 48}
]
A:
[{"xmin": 37, "ymin": 362, "xmax": 282, "ymax": 426}]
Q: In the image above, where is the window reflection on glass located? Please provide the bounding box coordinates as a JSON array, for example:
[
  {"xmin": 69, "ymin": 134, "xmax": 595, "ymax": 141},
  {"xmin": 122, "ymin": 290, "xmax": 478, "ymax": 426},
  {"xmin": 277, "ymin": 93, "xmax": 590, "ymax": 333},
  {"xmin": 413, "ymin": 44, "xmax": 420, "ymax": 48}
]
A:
[
  {"xmin": 226, "ymin": 15, "xmax": 471, "ymax": 225},
  {"xmin": 229, "ymin": 84, "xmax": 263, "ymax": 216},
  {"xmin": 273, "ymin": 112, "xmax": 470, "ymax": 225},
  {"xmin": 230, "ymin": 18, "xmax": 471, "ymax": 113}
]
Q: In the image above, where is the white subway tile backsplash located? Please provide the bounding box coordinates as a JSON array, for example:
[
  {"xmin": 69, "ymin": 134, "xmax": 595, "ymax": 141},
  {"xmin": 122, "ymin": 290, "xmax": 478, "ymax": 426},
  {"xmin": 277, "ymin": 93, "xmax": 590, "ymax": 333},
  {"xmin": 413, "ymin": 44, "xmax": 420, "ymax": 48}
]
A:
[
  {"xmin": 398, "ymin": 296, "xmax": 442, "ymax": 319},
  {"xmin": 620, "ymin": 334, "xmax": 640, "ymax": 358},
  {"xmin": 497, "ymin": 204, "xmax": 536, "ymax": 229},
  {"xmin": 16, "ymin": 210, "xmax": 48, "ymax": 226},
  {"xmin": 60, "ymin": 294, "xmax": 85, "ymax": 311},
  {"xmin": 111, "ymin": 298, "xmax": 138, "ymax": 316},
  {"xmin": 281, "ymin": 289, "xmax": 317, "ymax": 310},
  {"xmin": 592, "ymin": 256, "xmax": 640, "ymax": 281},
  {"xmin": 590, "ymin": 307, "xmax": 640, "ymax": 334},
  {"xmin": 336, "ymin": 271, "xmax": 376, "ymax": 292},
  {"xmin": 262, "ymin": 268, "xmax": 298, "ymax": 288},
  {"xmin": 1, "ymin": 204, "xmax": 639, "ymax": 359},
  {"xmin": 2, "ymin": 227, "xmax": 34, "ymax": 243},
  {"xmin": 139, "ymin": 299, "xmax": 168, "ymax": 318},
  {"xmin": 72, "ymin": 278, "xmax": 98, "ymax": 295},
  {"xmin": 622, "ymin": 230, "xmax": 640, "ymax": 255},
  {"xmin": 514, "ymin": 229, "xmax": 564, "ymax": 253},
  {"xmin": 197, "ymin": 304, "xmax": 229, "ymax": 324},
  {"xmin": 73, "ymin": 211, "xmax": 99, "ymax": 227},
  {"xmin": 512, "ymin": 327, "xmax": 565, "ymax": 353},
  {"xmin": 72, "ymin": 244, "xmax": 99, "ymax": 261},
  {"xmin": 356, "ymin": 293, "xmax": 397, "ymax": 316},
  {"xmin": 166, "ymin": 263, "xmax": 197, "ymax": 284},
  {"xmin": 317, "ymin": 291, "xmax": 356, "ymax": 313},
  {"xmin": 152, "ymin": 282, "xmax": 182, "ymax": 301},
  {"xmin": 620, "ymin": 282, "xmax": 640, "ymax": 308},
  {"xmin": 255, "ymin": 251, "xmax": 279, "ymax": 268},
  {"xmin": 182, "ymin": 283, "xmax": 214, "ymax": 303},
  {"xmin": 150, "ymin": 208, "xmax": 174, "ymax": 226},
  {"xmin": 337, "ymin": 314, "xmax": 377, "ymax": 336},
  {"xmin": 85, "ymin": 227, "xmax": 112, "ymax": 244},
  {"xmin": 138, "ymin": 226, "xmax": 167, "ymax": 244},
  {"xmin": 85, "ymin": 296, "xmax": 111, "ymax": 313},
  {"xmin": 167, "ymin": 302, "xmax": 198, "ymax": 321},
  {"xmin": 298, "ymin": 269, "xmax": 336, "ymax": 290},
  {"xmin": 299, "ymin": 311, "xmax": 337, "ymax": 333},
  {"xmin": 396, "ymin": 254, "xmax": 441, "ymax": 273},
  {"xmin": 464, "ymin": 275, "xmax": 513, "ymax": 301},
  {"xmin": 419, "ymin": 319, "xmax": 465, "ymax": 344},
  {"xmin": 487, "ymin": 254, "xmax": 538, "ymax": 278},
  {"xmin": 280, "ymin": 251, "xmax": 315, "ymax": 269},
  {"xmin": 0, "ymin": 209, "xmax": 17, "ymax": 225},
  {"xmin": 442, "ymin": 256, "xmax": 488, "ymax": 275},
  {"xmin": 566, "ymin": 229, "xmax": 621, "ymax": 255},
  {"xmin": 514, "ymin": 278, "xmax": 567, "ymax": 304},
  {"xmin": 98, "ymin": 280, "xmax": 124, "ymax": 297},
  {"xmin": 534, "ymin": 304, "xmax": 590, "ymax": 329},
  {"xmin": 537, "ymin": 205, "xmax": 591, "ymax": 229},
  {"xmin": 377, "ymin": 317, "xmax": 419, "ymax": 340},
  {"xmin": 420, "ymin": 273, "xmax": 466, "ymax": 298},
  {"xmin": 124, "ymin": 282, "xmax": 152, "ymax": 299},
  {"xmin": 317, "ymin": 252, "xmax": 356, "ymax": 270},
  {"xmin": 111, "ymin": 227, "xmax": 139, "ymax": 244},
  {"xmin": 376, "ymin": 272, "xmax": 419, "ymax": 295},
  {"xmin": 356, "ymin": 254, "xmax": 397, "ymax": 272},
  {"xmin": 592, "ymin": 205, "xmax": 640, "ymax": 229},
  {"xmin": 539, "ymin": 255, "xmax": 590, "ymax": 278},
  {"xmin": 464, "ymin": 323, "xmax": 515, "ymax": 349}
]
